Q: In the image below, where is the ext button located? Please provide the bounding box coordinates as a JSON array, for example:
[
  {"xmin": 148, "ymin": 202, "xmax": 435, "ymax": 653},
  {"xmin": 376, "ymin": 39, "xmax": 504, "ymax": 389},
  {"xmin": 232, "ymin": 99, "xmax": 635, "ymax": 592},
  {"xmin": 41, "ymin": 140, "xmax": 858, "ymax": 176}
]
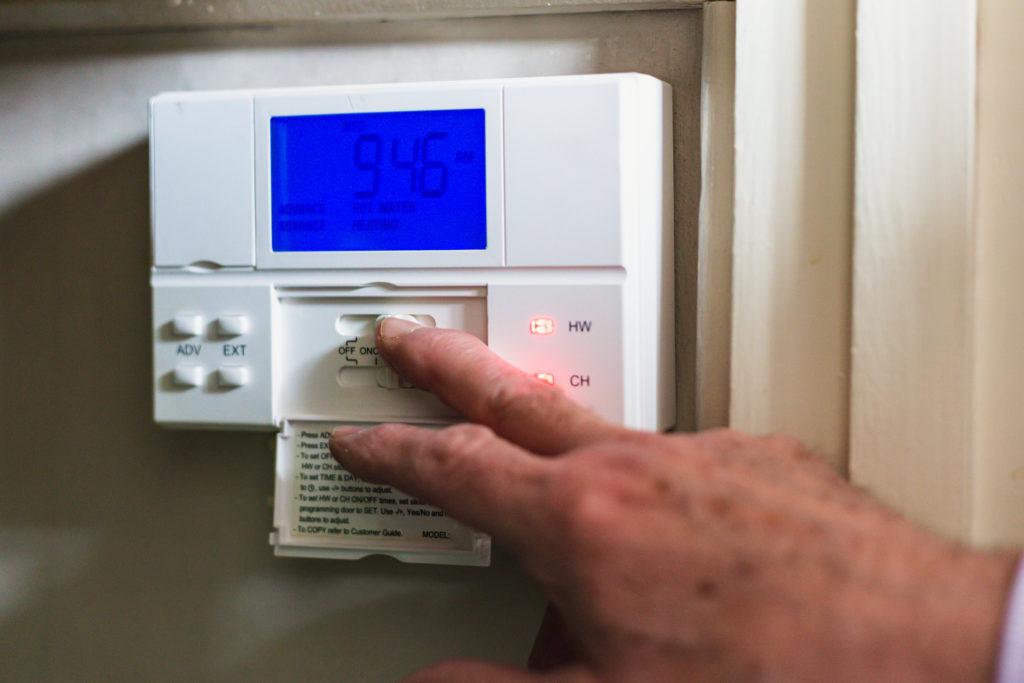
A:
[
  {"xmin": 172, "ymin": 364, "xmax": 204, "ymax": 388},
  {"xmin": 217, "ymin": 315, "xmax": 249, "ymax": 337},
  {"xmin": 172, "ymin": 313, "xmax": 204, "ymax": 337},
  {"xmin": 218, "ymin": 365, "xmax": 249, "ymax": 388}
]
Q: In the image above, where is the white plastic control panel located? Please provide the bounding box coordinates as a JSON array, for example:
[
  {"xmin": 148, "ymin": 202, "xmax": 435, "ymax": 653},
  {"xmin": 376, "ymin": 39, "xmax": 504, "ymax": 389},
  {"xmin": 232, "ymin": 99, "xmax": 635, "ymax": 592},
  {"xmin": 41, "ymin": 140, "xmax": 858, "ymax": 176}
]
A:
[{"xmin": 150, "ymin": 73, "xmax": 674, "ymax": 566}]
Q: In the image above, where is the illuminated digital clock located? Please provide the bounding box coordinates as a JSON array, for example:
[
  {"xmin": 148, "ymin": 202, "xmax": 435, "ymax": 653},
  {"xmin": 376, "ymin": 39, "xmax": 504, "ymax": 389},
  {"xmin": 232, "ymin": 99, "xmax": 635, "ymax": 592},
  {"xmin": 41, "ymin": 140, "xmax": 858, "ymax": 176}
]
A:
[
  {"xmin": 249, "ymin": 84, "xmax": 503, "ymax": 269},
  {"xmin": 270, "ymin": 108, "xmax": 487, "ymax": 252}
]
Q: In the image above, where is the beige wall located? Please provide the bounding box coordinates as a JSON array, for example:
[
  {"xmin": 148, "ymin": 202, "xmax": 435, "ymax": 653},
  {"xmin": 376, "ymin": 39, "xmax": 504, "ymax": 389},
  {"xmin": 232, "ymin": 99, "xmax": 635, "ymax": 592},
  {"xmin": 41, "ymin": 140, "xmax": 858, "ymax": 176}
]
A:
[{"xmin": 0, "ymin": 11, "xmax": 704, "ymax": 680}]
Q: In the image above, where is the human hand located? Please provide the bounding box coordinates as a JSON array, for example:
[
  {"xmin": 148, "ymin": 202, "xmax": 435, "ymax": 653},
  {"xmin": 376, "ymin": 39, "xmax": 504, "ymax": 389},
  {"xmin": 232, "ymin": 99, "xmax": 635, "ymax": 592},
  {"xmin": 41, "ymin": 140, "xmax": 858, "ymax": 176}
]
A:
[{"xmin": 329, "ymin": 318, "xmax": 1019, "ymax": 682}]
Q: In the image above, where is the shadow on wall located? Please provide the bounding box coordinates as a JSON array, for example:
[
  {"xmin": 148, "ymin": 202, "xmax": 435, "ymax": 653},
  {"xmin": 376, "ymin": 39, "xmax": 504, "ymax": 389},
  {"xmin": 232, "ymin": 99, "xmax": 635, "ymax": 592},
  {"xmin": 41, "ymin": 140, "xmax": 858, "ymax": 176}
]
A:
[{"xmin": 0, "ymin": 142, "xmax": 542, "ymax": 681}]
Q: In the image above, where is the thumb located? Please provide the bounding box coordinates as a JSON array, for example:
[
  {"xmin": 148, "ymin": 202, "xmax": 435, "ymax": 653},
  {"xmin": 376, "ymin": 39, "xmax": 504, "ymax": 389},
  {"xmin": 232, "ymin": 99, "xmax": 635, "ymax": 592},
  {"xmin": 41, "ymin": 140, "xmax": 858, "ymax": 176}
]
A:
[{"xmin": 402, "ymin": 659, "xmax": 591, "ymax": 683}]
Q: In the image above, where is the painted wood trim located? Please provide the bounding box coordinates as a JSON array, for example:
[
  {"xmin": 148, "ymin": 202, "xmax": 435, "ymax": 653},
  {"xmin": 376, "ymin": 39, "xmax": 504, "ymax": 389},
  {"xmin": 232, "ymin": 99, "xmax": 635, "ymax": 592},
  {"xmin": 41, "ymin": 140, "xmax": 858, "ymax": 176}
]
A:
[
  {"xmin": 969, "ymin": 0, "xmax": 1024, "ymax": 546},
  {"xmin": 850, "ymin": 0, "xmax": 977, "ymax": 539},
  {"xmin": 695, "ymin": 0, "xmax": 735, "ymax": 430},
  {"xmin": 0, "ymin": 0, "xmax": 703, "ymax": 34},
  {"xmin": 731, "ymin": 0, "xmax": 855, "ymax": 471}
]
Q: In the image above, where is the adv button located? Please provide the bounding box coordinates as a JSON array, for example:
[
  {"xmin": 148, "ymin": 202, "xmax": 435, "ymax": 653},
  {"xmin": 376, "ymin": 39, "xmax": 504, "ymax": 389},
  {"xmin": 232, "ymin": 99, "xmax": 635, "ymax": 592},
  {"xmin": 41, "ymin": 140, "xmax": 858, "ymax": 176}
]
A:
[
  {"xmin": 172, "ymin": 364, "xmax": 203, "ymax": 388},
  {"xmin": 172, "ymin": 313, "xmax": 203, "ymax": 337}
]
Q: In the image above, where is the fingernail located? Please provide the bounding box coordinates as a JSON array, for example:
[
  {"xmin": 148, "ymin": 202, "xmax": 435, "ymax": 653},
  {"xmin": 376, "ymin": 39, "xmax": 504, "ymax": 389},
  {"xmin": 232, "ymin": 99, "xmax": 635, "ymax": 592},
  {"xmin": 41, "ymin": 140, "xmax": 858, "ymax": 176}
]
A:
[
  {"xmin": 377, "ymin": 315, "xmax": 421, "ymax": 340},
  {"xmin": 331, "ymin": 426, "xmax": 362, "ymax": 439}
]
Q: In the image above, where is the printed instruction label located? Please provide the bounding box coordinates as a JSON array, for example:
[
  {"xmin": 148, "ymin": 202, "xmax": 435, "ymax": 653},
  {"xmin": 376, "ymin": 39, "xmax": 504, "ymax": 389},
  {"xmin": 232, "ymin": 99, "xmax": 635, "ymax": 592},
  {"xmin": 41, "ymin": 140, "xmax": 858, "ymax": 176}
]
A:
[{"xmin": 279, "ymin": 421, "xmax": 479, "ymax": 553}]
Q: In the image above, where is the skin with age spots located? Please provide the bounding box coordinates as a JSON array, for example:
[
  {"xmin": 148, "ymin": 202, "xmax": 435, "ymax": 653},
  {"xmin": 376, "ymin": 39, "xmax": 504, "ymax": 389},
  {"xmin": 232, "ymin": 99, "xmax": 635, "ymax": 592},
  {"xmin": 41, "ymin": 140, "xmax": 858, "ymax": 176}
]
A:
[{"xmin": 330, "ymin": 317, "xmax": 1021, "ymax": 683}]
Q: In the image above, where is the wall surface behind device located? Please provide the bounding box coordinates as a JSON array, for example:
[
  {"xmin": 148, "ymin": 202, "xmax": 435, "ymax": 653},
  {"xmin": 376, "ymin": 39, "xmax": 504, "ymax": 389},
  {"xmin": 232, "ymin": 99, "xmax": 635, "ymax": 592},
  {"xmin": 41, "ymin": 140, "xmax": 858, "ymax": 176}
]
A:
[{"xmin": 0, "ymin": 12, "xmax": 703, "ymax": 681}]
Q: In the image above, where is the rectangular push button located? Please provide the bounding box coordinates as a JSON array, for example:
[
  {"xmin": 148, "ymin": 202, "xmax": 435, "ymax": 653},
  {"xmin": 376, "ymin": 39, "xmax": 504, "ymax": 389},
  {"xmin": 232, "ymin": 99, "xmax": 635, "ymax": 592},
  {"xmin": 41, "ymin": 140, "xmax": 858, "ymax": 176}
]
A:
[
  {"xmin": 218, "ymin": 365, "xmax": 249, "ymax": 388},
  {"xmin": 173, "ymin": 364, "xmax": 204, "ymax": 387},
  {"xmin": 217, "ymin": 315, "xmax": 249, "ymax": 337},
  {"xmin": 172, "ymin": 313, "xmax": 203, "ymax": 337}
]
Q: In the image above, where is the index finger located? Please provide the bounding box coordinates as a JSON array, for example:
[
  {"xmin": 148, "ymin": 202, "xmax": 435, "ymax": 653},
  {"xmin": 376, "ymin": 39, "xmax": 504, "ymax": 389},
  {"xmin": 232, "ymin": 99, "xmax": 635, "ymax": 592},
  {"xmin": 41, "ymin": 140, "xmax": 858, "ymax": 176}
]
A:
[
  {"xmin": 376, "ymin": 317, "xmax": 625, "ymax": 455},
  {"xmin": 330, "ymin": 422, "xmax": 556, "ymax": 555}
]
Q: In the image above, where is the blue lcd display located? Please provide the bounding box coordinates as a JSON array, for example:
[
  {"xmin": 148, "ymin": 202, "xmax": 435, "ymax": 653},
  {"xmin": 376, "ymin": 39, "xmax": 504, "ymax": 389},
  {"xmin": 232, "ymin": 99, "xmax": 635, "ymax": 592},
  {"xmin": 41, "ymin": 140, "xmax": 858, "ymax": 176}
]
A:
[{"xmin": 270, "ymin": 109, "xmax": 487, "ymax": 252}]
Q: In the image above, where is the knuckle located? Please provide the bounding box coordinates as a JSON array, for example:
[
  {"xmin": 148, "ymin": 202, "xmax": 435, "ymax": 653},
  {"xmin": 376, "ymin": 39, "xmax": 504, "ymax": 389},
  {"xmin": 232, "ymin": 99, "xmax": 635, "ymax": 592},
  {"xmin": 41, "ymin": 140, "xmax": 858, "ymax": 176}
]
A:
[
  {"xmin": 697, "ymin": 427, "xmax": 749, "ymax": 450},
  {"xmin": 361, "ymin": 422, "xmax": 410, "ymax": 449},
  {"xmin": 424, "ymin": 423, "xmax": 497, "ymax": 479},
  {"xmin": 437, "ymin": 423, "xmax": 497, "ymax": 457},
  {"xmin": 757, "ymin": 432, "xmax": 813, "ymax": 460},
  {"xmin": 753, "ymin": 433, "xmax": 845, "ymax": 482},
  {"xmin": 759, "ymin": 431, "xmax": 802, "ymax": 450},
  {"xmin": 371, "ymin": 421, "xmax": 408, "ymax": 439},
  {"xmin": 697, "ymin": 429, "xmax": 817, "ymax": 467},
  {"xmin": 554, "ymin": 482, "xmax": 626, "ymax": 595},
  {"xmin": 569, "ymin": 488, "xmax": 622, "ymax": 542},
  {"xmin": 550, "ymin": 465, "xmax": 623, "ymax": 552},
  {"xmin": 485, "ymin": 379, "xmax": 565, "ymax": 428},
  {"xmin": 350, "ymin": 423, "xmax": 414, "ymax": 477}
]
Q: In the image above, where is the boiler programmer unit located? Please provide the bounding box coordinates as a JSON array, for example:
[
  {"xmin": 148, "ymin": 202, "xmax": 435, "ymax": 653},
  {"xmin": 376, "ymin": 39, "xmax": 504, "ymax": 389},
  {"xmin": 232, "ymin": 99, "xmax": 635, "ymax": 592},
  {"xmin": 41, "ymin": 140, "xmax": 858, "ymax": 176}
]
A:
[{"xmin": 150, "ymin": 73, "xmax": 674, "ymax": 566}]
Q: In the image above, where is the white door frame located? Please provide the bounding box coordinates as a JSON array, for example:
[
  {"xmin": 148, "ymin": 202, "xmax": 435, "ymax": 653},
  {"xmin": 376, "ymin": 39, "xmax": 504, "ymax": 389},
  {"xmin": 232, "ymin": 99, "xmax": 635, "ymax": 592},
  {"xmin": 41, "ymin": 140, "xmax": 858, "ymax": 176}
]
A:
[
  {"xmin": 729, "ymin": 0, "xmax": 856, "ymax": 475},
  {"xmin": 848, "ymin": 0, "xmax": 979, "ymax": 540},
  {"xmin": 730, "ymin": 0, "xmax": 1023, "ymax": 545}
]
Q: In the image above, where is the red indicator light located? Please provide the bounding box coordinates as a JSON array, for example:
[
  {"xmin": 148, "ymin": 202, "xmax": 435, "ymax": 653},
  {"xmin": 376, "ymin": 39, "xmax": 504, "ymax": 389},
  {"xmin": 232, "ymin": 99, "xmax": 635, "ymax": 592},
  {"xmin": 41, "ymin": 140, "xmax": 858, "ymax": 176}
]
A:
[
  {"xmin": 534, "ymin": 372, "xmax": 555, "ymax": 385},
  {"xmin": 530, "ymin": 317, "xmax": 554, "ymax": 335}
]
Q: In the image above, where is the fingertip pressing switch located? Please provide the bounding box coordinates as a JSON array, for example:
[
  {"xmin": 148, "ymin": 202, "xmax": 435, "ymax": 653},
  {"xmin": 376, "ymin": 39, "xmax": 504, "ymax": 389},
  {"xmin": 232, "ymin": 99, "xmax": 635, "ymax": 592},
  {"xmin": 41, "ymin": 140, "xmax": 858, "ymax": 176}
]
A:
[
  {"xmin": 173, "ymin": 364, "xmax": 204, "ymax": 388},
  {"xmin": 172, "ymin": 313, "xmax": 204, "ymax": 337},
  {"xmin": 217, "ymin": 315, "xmax": 249, "ymax": 337},
  {"xmin": 373, "ymin": 315, "xmax": 422, "ymax": 389},
  {"xmin": 374, "ymin": 313, "xmax": 420, "ymax": 332},
  {"xmin": 218, "ymin": 365, "xmax": 249, "ymax": 388}
]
